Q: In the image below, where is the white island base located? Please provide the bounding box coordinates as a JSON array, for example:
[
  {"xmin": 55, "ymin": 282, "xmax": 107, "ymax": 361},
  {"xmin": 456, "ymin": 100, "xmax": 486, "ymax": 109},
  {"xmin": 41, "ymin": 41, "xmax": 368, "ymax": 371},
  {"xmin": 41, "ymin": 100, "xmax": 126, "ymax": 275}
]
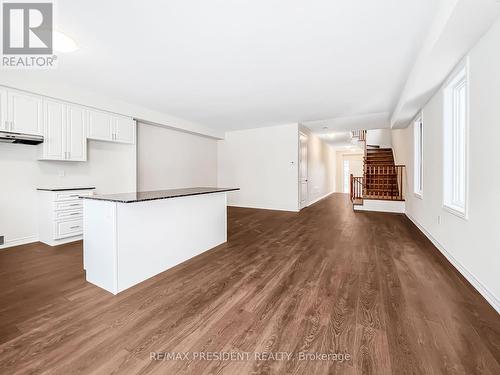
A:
[{"xmin": 83, "ymin": 191, "xmax": 229, "ymax": 294}]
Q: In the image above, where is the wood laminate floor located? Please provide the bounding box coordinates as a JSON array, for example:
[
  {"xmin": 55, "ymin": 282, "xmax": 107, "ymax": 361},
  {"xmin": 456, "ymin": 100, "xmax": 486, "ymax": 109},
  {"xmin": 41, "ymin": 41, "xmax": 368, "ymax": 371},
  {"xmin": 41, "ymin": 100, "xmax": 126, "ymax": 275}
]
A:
[{"xmin": 0, "ymin": 193, "xmax": 499, "ymax": 374}]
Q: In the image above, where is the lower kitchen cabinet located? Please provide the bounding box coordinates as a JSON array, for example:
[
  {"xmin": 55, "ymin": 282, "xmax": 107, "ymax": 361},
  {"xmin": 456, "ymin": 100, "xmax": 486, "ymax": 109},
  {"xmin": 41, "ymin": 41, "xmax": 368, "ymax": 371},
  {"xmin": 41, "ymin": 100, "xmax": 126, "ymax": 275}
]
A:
[{"xmin": 37, "ymin": 188, "xmax": 95, "ymax": 246}]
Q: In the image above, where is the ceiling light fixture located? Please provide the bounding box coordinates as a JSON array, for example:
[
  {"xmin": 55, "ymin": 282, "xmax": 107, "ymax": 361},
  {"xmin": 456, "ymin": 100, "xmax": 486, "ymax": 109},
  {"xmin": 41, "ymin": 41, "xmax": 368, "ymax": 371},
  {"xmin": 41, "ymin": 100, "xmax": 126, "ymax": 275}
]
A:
[{"xmin": 54, "ymin": 31, "xmax": 79, "ymax": 53}]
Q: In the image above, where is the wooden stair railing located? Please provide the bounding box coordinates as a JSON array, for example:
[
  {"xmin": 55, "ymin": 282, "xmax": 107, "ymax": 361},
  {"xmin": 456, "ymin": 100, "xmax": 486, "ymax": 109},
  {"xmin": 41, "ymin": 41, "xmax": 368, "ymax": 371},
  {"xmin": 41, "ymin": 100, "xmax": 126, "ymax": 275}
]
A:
[
  {"xmin": 364, "ymin": 164, "xmax": 405, "ymax": 200},
  {"xmin": 351, "ymin": 129, "xmax": 367, "ymax": 142},
  {"xmin": 350, "ymin": 174, "xmax": 364, "ymax": 204},
  {"xmin": 349, "ymin": 130, "xmax": 406, "ymax": 204}
]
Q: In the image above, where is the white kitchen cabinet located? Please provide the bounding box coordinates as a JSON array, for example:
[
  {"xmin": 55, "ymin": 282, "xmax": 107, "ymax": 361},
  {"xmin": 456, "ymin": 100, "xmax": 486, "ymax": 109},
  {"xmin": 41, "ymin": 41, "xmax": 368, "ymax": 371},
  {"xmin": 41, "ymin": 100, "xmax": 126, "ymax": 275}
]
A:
[
  {"xmin": 113, "ymin": 115, "xmax": 136, "ymax": 144},
  {"xmin": 41, "ymin": 99, "xmax": 66, "ymax": 160},
  {"xmin": 87, "ymin": 109, "xmax": 113, "ymax": 141},
  {"xmin": 38, "ymin": 188, "xmax": 95, "ymax": 246},
  {"xmin": 66, "ymin": 105, "xmax": 87, "ymax": 161},
  {"xmin": 87, "ymin": 109, "xmax": 135, "ymax": 144},
  {"xmin": 0, "ymin": 87, "xmax": 7, "ymax": 131},
  {"xmin": 39, "ymin": 99, "xmax": 87, "ymax": 161},
  {"xmin": 7, "ymin": 89, "xmax": 43, "ymax": 135}
]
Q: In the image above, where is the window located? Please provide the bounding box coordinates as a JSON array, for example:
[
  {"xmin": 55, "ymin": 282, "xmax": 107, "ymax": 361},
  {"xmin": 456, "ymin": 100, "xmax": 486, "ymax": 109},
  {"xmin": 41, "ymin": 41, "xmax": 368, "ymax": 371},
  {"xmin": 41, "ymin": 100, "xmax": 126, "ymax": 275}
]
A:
[
  {"xmin": 443, "ymin": 60, "xmax": 469, "ymax": 218},
  {"xmin": 413, "ymin": 115, "xmax": 423, "ymax": 197}
]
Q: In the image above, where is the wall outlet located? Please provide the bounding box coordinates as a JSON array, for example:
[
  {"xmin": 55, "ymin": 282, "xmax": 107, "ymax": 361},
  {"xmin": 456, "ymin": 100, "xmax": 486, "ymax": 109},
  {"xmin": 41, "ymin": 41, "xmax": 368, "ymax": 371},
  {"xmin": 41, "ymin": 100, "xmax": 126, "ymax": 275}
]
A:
[{"xmin": 0, "ymin": 235, "xmax": 4, "ymax": 245}]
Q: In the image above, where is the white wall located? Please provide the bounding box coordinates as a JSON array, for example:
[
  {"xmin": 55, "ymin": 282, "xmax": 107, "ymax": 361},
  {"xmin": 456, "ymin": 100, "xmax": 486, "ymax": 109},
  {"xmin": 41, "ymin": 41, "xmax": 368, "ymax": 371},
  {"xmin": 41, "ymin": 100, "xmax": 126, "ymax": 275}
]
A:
[
  {"xmin": 366, "ymin": 128, "xmax": 392, "ymax": 148},
  {"xmin": 0, "ymin": 141, "xmax": 136, "ymax": 249},
  {"xmin": 217, "ymin": 123, "xmax": 299, "ymax": 211},
  {"xmin": 137, "ymin": 123, "xmax": 217, "ymax": 191},
  {"xmin": 392, "ymin": 17, "xmax": 500, "ymax": 312},
  {"xmin": 299, "ymin": 127, "xmax": 336, "ymax": 204}
]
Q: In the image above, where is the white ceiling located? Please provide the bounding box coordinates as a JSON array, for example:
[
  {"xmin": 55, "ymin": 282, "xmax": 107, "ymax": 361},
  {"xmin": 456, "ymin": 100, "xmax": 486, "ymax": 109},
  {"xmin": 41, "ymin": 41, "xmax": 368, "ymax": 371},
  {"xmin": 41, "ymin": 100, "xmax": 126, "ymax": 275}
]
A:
[
  {"xmin": 316, "ymin": 131, "xmax": 362, "ymax": 150},
  {"xmin": 4, "ymin": 0, "xmax": 439, "ymax": 132}
]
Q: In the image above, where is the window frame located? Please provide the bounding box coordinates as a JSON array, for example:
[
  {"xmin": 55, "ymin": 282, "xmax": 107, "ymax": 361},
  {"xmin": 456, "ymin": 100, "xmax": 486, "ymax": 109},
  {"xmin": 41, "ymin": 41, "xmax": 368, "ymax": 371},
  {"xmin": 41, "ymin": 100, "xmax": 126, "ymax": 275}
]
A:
[
  {"xmin": 413, "ymin": 113, "xmax": 424, "ymax": 199},
  {"xmin": 442, "ymin": 58, "xmax": 470, "ymax": 219}
]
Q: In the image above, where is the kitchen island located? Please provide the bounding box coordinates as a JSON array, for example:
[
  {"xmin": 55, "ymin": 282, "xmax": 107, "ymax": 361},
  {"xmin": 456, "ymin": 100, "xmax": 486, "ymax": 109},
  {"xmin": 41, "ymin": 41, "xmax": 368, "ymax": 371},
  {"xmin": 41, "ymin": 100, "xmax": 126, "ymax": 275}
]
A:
[{"xmin": 81, "ymin": 187, "xmax": 239, "ymax": 294}]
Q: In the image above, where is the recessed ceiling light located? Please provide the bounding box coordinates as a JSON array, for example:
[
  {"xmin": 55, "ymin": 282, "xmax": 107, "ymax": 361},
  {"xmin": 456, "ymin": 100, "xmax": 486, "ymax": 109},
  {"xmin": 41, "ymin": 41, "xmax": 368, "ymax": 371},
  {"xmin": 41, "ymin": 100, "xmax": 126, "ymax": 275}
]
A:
[{"xmin": 54, "ymin": 31, "xmax": 79, "ymax": 53}]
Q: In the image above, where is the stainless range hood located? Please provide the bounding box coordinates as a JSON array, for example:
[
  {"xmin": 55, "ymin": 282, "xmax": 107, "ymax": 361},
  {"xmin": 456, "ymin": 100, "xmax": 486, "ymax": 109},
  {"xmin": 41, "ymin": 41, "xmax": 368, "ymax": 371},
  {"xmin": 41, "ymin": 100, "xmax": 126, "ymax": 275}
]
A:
[{"xmin": 0, "ymin": 131, "xmax": 44, "ymax": 145}]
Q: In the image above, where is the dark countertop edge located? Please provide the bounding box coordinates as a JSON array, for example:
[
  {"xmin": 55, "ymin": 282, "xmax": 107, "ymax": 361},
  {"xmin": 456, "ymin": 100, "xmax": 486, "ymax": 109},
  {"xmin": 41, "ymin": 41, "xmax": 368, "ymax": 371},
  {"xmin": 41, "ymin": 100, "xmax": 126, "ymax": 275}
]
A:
[
  {"xmin": 37, "ymin": 187, "xmax": 96, "ymax": 191},
  {"xmin": 79, "ymin": 188, "xmax": 240, "ymax": 203}
]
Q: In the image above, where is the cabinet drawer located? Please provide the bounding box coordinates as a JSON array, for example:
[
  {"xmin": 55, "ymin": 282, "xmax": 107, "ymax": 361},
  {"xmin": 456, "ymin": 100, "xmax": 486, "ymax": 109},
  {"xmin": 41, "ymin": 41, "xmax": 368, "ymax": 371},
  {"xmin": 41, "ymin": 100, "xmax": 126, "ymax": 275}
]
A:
[
  {"xmin": 55, "ymin": 219, "xmax": 83, "ymax": 239},
  {"xmin": 54, "ymin": 190, "xmax": 92, "ymax": 201},
  {"xmin": 55, "ymin": 209, "xmax": 82, "ymax": 220},
  {"xmin": 54, "ymin": 200, "xmax": 82, "ymax": 211}
]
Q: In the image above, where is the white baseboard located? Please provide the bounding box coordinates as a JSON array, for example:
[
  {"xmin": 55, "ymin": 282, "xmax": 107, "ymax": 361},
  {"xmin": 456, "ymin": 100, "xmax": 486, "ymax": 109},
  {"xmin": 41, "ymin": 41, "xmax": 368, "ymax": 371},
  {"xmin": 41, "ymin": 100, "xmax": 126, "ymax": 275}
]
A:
[
  {"xmin": 228, "ymin": 204, "xmax": 299, "ymax": 213},
  {"xmin": 307, "ymin": 191, "xmax": 334, "ymax": 207},
  {"xmin": 39, "ymin": 235, "xmax": 83, "ymax": 247},
  {"xmin": 354, "ymin": 199, "xmax": 405, "ymax": 213},
  {"xmin": 406, "ymin": 213, "xmax": 500, "ymax": 314},
  {"xmin": 0, "ymin": 235, "xmax": 38, "ymax": 250}
]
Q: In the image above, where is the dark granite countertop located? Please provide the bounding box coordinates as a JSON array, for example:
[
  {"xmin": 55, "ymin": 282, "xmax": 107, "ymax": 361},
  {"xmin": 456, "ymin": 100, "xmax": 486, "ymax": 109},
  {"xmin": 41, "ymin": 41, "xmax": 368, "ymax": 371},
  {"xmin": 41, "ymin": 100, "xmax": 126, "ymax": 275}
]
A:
[
  {"xmin": 79, "ymin": 187, "xmax": 239, "ymax": 203},
  {"xmin": 37, "ymin": 187, "xmax": 96, "ymax": 191}
]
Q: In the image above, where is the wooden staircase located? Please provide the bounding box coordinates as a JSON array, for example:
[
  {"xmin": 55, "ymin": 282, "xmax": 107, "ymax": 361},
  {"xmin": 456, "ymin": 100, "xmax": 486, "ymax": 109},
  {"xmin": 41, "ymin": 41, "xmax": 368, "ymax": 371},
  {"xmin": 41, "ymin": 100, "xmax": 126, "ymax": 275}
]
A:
[
  {"xmin": 364, "ymin": 148, "xmax": 403, "ymax": 200},
  {"xmin": 350, "ymin": 130, "xmax": 405, "ymax": 204}
]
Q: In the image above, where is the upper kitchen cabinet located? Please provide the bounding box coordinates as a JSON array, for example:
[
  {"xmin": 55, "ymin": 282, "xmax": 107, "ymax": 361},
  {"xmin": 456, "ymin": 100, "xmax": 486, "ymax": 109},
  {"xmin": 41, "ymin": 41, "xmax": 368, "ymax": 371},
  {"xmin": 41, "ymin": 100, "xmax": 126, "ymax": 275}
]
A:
[
  {"xmin": 87, "ymin": 109, "xmax": 113, "ymax": 141},
  {"xmin": 113, "ymin": 115, "xmax": 136, "ymax": 144},
  {"xmin": 7, "ymin": 90, "xmax": 43, "ymax": 136},
  {"xmin": 41, "ymin": 99, "xmax": 66, "ymax": 160},
  {"xmin": 66, "ymin": 105, "xmax": 87, "ymax": 161},
  {"xmin": 87, "ymin": 109, "xmax": 135, "ymax": 144},
  {"xmin": 39, "ymin": 99, "xmax": 87, "ymax": 162},
  {"xmin": 0, "ymin": 87, "xmax": 7, "ymax": 131}
]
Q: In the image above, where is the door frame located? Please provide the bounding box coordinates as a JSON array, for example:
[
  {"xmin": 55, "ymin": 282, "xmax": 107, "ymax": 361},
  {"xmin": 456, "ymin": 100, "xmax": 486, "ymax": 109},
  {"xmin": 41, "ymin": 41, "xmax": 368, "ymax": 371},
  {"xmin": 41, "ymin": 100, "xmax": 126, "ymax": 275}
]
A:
[{"xmin": 298, "ymin": 131, "xmax": 309, "ymax": 210}]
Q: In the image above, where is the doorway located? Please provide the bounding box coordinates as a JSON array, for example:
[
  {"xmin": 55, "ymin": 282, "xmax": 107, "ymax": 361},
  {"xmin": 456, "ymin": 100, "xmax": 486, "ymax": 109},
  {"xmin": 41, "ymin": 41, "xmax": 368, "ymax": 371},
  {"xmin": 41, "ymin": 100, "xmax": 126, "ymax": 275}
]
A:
[
  {"xmin": 343, "ymin": 160, "xmax": 350, "ymax": 193},
  {"xmin": 299, "ymin": 132, "xmax": 308, "ymax": 209},
  {"xmin": 340, "ymin": 153, "xmax": 364, "ymax": 194}
]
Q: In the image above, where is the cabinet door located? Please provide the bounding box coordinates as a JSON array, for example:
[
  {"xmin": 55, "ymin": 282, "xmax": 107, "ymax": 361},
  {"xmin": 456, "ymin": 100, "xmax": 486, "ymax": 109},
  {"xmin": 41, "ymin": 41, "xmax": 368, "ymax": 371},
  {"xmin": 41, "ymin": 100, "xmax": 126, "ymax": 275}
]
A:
[
  {"xmin": 87, "ymin": 109, "xmax": 113, "ymax": 141},
  {"xmin": 8, "ymin": 90, "xmax": 43, "ymax": 135},
  {"xmin": 113, "ymin": 116, "xmax": 136, "ymax": 144},
  {"xmin": 0, "ymin": 87, "xmax": 7, "ymax": 131},
  {"xmin": 41, "ymin": 99, "xmax": 66, "ymax": 160},
  {"xmin": 66, "ymin": 105, "xmax": 87, "ymax": 161}
]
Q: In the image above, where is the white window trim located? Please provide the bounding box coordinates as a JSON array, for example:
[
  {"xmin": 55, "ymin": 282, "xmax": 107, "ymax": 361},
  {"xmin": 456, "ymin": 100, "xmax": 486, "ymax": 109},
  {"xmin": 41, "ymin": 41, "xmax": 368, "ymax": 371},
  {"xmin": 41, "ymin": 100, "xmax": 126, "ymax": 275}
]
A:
[
  {"xmin": 442, "ymin": 57, "xmax": 470, "ymax": 220},
  {"xmin": 413, "ymin": 113, "xmax": 423, "ymax": 199}
]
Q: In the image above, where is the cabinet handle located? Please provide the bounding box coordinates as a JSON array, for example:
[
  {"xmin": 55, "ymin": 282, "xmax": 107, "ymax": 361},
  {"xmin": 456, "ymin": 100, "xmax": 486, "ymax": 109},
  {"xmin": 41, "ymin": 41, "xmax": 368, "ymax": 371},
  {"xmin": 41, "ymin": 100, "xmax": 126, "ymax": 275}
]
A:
[
  {"xmin": 69, "ymin": 203, "xmax": 80, "ymax": 206},
  {"xmin": 69, "ymin": 195, "xmax": 79, "ymax": 198},
  {"xmin": 70, "ymin": 226, "xmax": 81, "ymax": 229},
  {"xmin": 68, "ymin": 212, "xmax": 80, "ymax": 215}
]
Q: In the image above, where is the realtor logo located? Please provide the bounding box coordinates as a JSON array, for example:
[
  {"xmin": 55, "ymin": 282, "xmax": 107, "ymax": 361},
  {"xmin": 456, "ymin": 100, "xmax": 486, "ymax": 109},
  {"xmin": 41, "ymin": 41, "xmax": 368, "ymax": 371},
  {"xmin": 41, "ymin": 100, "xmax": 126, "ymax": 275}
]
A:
[
  {"xmin": 2, "ymin": 1, "xmax": 57, "ymax": 68},
  {"xmin": 3, "ymin": 2, "xmax": 53, "ymax": 54}
]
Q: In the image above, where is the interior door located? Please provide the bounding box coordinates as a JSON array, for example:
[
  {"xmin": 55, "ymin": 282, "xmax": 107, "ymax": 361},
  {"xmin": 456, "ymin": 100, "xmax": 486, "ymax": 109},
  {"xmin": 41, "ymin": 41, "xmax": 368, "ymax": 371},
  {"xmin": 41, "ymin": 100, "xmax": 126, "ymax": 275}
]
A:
[
  {"xmin": 299, "ymin": 132, "xmax": 308, "ymax": 209},
  {"xmin": 66, "ymin": 104, "xmax": 87, "ymax": 161}
]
